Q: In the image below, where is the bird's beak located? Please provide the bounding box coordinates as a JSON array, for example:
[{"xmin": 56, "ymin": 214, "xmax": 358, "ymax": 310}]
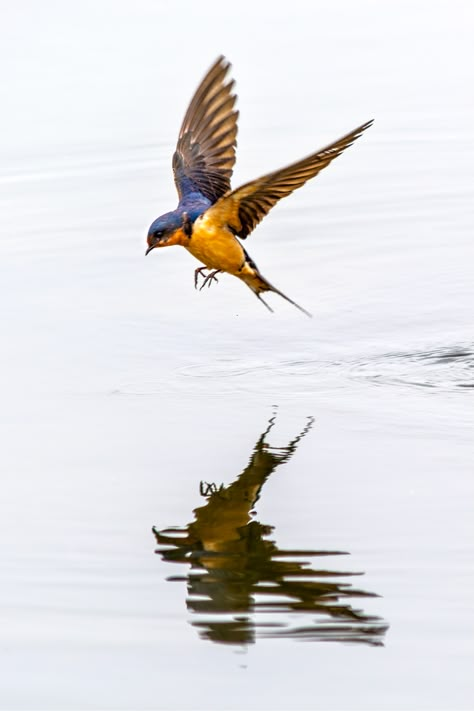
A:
[{"xmin": 145, "ymin": 244, "xmax": 155, "ymax": 256}]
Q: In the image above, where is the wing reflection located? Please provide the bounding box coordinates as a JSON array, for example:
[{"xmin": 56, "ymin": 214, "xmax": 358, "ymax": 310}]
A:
[{"xmin": 153, "ymin": 413, "xmax": 388, "ymax": 646}]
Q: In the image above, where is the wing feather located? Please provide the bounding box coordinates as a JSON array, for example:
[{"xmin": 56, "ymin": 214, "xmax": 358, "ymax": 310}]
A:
[
  {"xmin": 215, "ymin": 120, "xmax": 373, "ymax": 238},
  {"xmin": 172, "ymin": 56, "xmax": 238, "ymax": 203}
]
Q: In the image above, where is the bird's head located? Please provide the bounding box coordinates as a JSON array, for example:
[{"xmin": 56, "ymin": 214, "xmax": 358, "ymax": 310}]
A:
[{"xmin": 146, "ymin": 211, "xmax": 187, "ymax": 255}]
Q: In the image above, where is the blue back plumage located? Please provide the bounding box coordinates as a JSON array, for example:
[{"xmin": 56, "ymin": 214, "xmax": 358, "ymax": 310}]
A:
[{"xmin": 178, "ymin": 191, "xmax": 212, "ymax": 220}]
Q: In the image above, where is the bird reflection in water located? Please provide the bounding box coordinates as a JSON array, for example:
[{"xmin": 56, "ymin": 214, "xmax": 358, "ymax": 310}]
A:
[{"xmin": 153, "ymin": 413, "xmax": 388, "ymax": 646}]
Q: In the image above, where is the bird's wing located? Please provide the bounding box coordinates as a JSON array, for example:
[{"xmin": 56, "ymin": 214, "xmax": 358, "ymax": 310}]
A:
[
  {"xmin": 207, "ymin": 120, "xmax": 373, "ymax": 239},
  {"xmin": 172, "ymin": 56, "xmax": 238, "ymax": 204}
]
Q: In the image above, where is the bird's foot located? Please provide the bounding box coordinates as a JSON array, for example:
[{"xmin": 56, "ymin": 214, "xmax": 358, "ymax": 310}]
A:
[
  {"xmin": 199, "ymin": 269, "xmax": 222, "ymax": 291},
  {"xmin": 199, "ymin": 480, "xmax": 225, "ymax": 497},
  {"xmin": 194, "ymin": 266, "xmax": 208, "ymax": 290}
]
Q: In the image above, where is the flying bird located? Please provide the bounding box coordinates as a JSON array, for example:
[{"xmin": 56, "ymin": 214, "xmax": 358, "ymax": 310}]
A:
[{"xmin": 146, "ymin": 57, "xmax": 372, "ymax": 316}]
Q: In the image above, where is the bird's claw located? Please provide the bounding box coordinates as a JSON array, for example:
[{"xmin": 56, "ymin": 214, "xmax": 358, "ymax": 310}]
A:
[
  {"xmin": 194, "ymin": 267, "xmax": 222, "ymax": 291},
  {"xmin": 199, "ymin": 480, "xmax": 225, "ymax": 497},
  {"xmin": 194, "ymin": 267, "xmax": 208, "ymax": 290},
  {"xmin": 199, "ymin": 270, "xmax": 221, "ymax": 291}
]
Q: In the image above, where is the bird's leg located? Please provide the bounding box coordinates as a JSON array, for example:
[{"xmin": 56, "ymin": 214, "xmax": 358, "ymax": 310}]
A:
[
  {"xmin": 199, "ymin": 480, "xmax": 225, "ymax": 497},
  {"xmin": 199, "ymin": 269, "xmax": 222, "ymax": 291},
  {"xmin": 194, "ymin": 266, "xmax": 208, "ymax": 290},
  {"xmin": 199, "ymin": 480, "xmax": 216, "ymax": 496}
]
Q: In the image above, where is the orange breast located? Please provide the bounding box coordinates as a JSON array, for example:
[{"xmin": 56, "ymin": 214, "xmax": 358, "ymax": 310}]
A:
[{"xmin": 186, "ymin": 214, "xmax": 245, "ymax": 274}]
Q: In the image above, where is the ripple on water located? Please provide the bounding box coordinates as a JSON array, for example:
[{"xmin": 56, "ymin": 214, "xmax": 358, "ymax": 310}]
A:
[
  {"xmin": 116, "ymin": 345, "xmax": 473, "ymax": 396},
  {"xmin": 178, "ymin": 345, "xmax": 473, "ymax": 394},
  {"xmin": 116, "ymin": 358, "xmax": 348, "ymax": 396},
  {"xmin": 349, "ymin": 345, "xmax": 474, "ymax": 392}
]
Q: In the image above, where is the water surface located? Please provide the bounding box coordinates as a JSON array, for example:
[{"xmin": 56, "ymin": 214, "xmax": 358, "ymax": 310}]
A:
[{"xmin": 1, "ymin": 2, "xmax": 473, "ymax": 709}]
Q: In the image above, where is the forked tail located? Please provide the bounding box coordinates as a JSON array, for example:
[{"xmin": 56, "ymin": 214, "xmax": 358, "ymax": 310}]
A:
[{"xmin": 240, "ymin": 269, "xmax": 312, "ymax": 318}]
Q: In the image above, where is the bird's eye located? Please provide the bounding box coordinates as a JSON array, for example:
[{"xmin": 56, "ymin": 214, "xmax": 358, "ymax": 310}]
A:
[{"xmin": 155, "ymin": 231, "xmax": 164, "ymax": 239}]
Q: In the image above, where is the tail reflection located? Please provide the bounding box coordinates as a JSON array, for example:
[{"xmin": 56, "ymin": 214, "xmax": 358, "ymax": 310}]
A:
[{"xmin": 153, "ymin": 414, "xmax": 388, "ymax": 646}]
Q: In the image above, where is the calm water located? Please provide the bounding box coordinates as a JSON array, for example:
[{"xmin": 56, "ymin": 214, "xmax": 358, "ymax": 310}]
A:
[{"xmin": 1, "ymin": 2, "xmax": 473, "ymax": 709}]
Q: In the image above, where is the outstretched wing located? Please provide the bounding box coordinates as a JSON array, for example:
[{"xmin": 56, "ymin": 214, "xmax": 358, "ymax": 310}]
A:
[
  {"xmin": 172, "ymin": 56, "xmax": 238, "ymax": 204},
  {"xmin": 209, "ymin": 120, "xmax": 373, "ymax": 239}
]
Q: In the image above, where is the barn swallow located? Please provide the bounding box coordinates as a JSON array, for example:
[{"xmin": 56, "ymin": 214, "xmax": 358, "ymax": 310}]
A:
[{"xmin": 146, "ymin": 57, "xmax": 373, "ymax": 316}]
